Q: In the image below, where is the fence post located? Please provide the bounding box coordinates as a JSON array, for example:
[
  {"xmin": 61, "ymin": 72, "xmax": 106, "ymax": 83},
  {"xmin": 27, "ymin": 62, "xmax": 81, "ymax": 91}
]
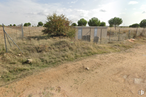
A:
[
  {"xmin": 109, "ymin": 29, "xmax": 111, "ymax": 43},
  {"xmin": 21, "ymin": 23, "xmax": 24, "ymax": 39},
  {"xmin": 129, "ymin": 30, "xmax": 131, "ymax": 39},
  {"xmin": 100, "ymin": 29, "xmax": 102, "ymax": 44},
  {"xmin": 118, "ymin": 29, "xmax": 120, "ymax": 41},
  {"xmin": 136, "ymin": 27, "xmax": 138, "ymax": 38},
  {"xmin": 2, "ymin": 24, "xmax": 8, "ymax": 52}
]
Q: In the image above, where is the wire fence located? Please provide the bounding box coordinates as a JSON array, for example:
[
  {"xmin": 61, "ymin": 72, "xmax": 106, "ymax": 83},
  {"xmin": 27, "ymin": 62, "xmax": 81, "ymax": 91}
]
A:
[
  {"xmin": 81, "ymin": 27, "xmax": 146, "ymax": 44},
  {"xmin": 0, "ymin": 25, "xmax": 146, "ymax": 53}
]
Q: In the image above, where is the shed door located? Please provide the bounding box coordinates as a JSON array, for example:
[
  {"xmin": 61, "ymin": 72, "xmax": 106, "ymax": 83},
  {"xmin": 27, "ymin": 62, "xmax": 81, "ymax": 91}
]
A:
[
  {"xmin": 78, "ymin": 28, "xmax": 82, "ymax": 39},
  {"xmin": 94, "ymin": 28, "xmax": 97, "ymax": 37}
]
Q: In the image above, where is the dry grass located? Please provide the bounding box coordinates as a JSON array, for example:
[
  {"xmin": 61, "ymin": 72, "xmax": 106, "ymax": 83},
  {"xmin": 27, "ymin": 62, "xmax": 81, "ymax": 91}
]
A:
[{"xmin": 0, "ymin": 26, "xmax": 145, "ymax": 86}]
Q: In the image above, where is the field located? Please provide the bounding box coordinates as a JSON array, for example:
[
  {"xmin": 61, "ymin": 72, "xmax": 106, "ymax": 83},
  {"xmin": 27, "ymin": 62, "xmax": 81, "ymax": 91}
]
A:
[{"xmin": 0, "ymin": 26, "xmax": 146, "ymax": 97}]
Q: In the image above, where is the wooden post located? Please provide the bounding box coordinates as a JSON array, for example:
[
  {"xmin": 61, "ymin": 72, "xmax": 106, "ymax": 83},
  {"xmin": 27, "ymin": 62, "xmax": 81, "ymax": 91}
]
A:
[
  {"xmin": 21, "ymin": 23, "xmax": 24, "ymax": 39},
  {"xmin": 118, "ymin": 29, "xmax": 120, "ymax": 41},
  {"xmin": 100, "ymin": 29, "xmax": 102, "ymax": 44},
  {"xmin": 109, "ymin": 29, "xmax": 111, "ymax": 42},
  {"xmin": 2, "ymin": 24, "xmax": 7, "ymax": 52}
]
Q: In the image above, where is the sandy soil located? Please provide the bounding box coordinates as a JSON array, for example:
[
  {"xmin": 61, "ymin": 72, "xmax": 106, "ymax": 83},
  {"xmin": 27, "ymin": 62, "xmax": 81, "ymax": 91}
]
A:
[{"xmin": 1, "ymin": 44, "xmax": 146, "ymax": 97}]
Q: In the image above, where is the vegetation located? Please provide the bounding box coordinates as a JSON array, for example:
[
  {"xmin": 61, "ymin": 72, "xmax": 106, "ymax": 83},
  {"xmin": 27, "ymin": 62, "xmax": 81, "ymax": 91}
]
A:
[
  {"xmin": 140, "ymin": 19, "xmax": 146, "ymax": 28},
  {"xmin": 78, "ymin": 18, "xmax": 87, "ymax": 26},
  {"xmin": 0, "ymin": 37, "xmax": 137, "ymax": 84},
  {"xmin": 24, "ymin": 22, "xmax": 31, "ymax": 27},
  {"xmin": 108, "ymin": 17, "xmax": 123, "ymax": 29},
  {"xmin": 37, "ymin": 21, "xmax": 43, "ymax": 27},
  {"xmin": 9, "ymin": 24, "xmax": 12, "ymax": 26},
  {"xmin": 13, "ymin": 24, "xmax": 16, "ymax": 26},
  {"xmin": 100, "ymin": 22, "xmax": 106, "ymax": 26},
  {"xmin": 43, "ymin": 13, "xmax": 72, "ymax": 36},
  {"xmin": 129, "ymin": 23, "xmax": 139, "ymax": 28},
  {"xmin": 88, "ymin": 17, "xmax": 100, "ymax": 26},
  {"xmin": 71, "ymin": 23, "xmax": 77, "ymax": 26}
]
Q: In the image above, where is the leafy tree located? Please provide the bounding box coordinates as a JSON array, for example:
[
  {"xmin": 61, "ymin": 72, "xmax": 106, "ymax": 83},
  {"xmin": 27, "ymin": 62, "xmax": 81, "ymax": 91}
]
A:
[
  {"xmin": 129, "ymin": 23, "xmax": 139, "ymax": 28},
  {"xmin": 71, "ymin": 23, "xmax": 77, "ymax": 26},
  {"xmin": 28, "ymin": 22, "xmax": 31, "ymax": 26},
  {"xmin": 78, "ymin": 18, "xmax": 87, "ymax": 26},
  {"xmin": 43, "ymin": 13, "xmax": 72, "ymax": 36},
  {"xmin": 37, "ymin": 21, "xmax": 43, "ymax": 27},
  {"xmin": 24, "ymin": 23, "xmax": 28, "ymax": 26},
  {"xmin": 10, "ymin": 24, "xmax": 12, "ymax": 26},
  {"xmin": 108, "ymin": 19, "xmax": 114, "ymax": 27},
  {"xmin": 100, "ymin": 22, "xmax": 106, "ymax": 26},
  {"xmin": 13, "ymin": 24, "xmax": 16, "ymax": 26},
  {"xmin": 108, "ymin": 17, "xmax": 123, "ymax": 29},
  {"xmin": 140, "ymin": 19, "xmax": 146, "ymax": 28},
  {"xmin": 88, "ymin": 17, "xmax": 100, "ymax": 26}
]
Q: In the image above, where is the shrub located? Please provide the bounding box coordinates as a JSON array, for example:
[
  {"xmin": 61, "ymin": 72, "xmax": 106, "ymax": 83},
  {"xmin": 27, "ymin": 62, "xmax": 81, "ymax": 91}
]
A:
[
  {"xmin": 66, "ymin": 27, "xmax": 76, "ymax": 38},
  {"xmin": 43, "ymin": 13, "xmax": 71, "ymax": 36}
]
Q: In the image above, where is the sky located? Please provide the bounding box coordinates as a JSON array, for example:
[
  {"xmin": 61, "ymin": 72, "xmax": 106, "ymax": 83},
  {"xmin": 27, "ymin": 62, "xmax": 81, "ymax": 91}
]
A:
[{"xmin": 0, "ymin": 0, "xmax": 145, "ymax": 26}]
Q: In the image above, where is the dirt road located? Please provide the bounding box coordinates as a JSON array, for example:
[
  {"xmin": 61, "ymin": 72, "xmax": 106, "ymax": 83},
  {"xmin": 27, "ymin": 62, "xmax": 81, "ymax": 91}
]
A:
[{"xmin": 1, "ymin": 44, "xmax": 146, "ymax": 97}]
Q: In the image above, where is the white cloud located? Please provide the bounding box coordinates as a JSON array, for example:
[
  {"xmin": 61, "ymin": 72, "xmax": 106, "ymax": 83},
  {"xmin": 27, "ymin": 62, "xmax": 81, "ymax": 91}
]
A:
[
  {"xmin": 128, "ymin": 1, "xmax": 138, "ymax": 5},
  {"xmin": 71, "ymin": 0, "xmax": 78, "ymax": 4},
  {"xmin": 0, "ymin": 0, "xmax": 121, "ymax": 26},
  {"xmin": 140, "ymin": 5, "xmax": 146, "ymax": 10}
]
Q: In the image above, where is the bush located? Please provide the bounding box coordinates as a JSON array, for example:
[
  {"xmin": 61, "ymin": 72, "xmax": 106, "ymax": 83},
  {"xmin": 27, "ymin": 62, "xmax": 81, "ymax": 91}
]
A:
[
  {"xmin": 66, "ymin": 28, "xmax": 76, "ymax": 38},
  {"xmin": 43, "ymin": 13, "xmax": 71, "ymax": 36}
]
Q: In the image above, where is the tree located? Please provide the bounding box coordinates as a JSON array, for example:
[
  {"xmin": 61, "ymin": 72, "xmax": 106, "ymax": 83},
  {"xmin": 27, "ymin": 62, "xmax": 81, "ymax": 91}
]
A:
[
  {"xmin": 37, "ymin": 21, "xmax": 43, "ymax": 27},
  {"xmin": 43, "ymin": 13, "xmax": 72, "ymax": 36},
  {"xmin": 108, "ymin": 17, "xmax": 123, "ymax": 29},
  {"xmin": 100, "ymin": 22, "xmax": 106, "ymax": 26},
  {"xmin": 129, "ymin": 23, "xmax": 139, "ymax": 28},
  {"xmin": 78, "ymin": 18, "xmax": 87, "ymax": 26},
  {"xmin": 24, "ymin": 23, "xmax": 28, "ymax": 26},
  {"xmin": 28, "ymin": 22, "xmax": 31, "ymax": 26},
  {"xmin": 13, "ymin": 24, "xmax": 16, "ymax": 26},
  {"xmin": 108, "ymin": 19, "xmax": 114, "ymax": 27},
  {"xmin": 140, "ymin": 19, "xmax": 146, "ymax": 28},
  {"xmin": 88, "ymin": 17, "xmax": 100, "ymax": 26},
  {"xmin": 71, "ymin": 23, "xmax": 77, "ymax": 26},
  {"xmin": 10, "ymin": 24, "xmax": 12, "ymax": 26}
]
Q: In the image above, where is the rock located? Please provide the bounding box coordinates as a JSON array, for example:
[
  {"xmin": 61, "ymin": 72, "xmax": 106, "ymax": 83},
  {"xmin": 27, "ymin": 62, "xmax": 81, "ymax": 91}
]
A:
[
  {"xmin": 85, "ymin": 67, "xmax": 89, "ymax": 70},
  {"xmin": 18, "ymin": 54, "xmax": 21, "ymax": 56},
  {"xmin": 134, "ymin": 78, "xmax": 143, "ymax": 84},
  {"xmin": 27, "ymin": 59, "xmax": 33, "ymax": 64}
]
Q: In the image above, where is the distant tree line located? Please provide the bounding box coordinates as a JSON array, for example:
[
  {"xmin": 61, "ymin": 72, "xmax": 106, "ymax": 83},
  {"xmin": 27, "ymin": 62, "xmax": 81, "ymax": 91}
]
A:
[
  {"xmin": 71, "ymin": 17, "xmax": 106, "ymax": 27},
  {"xmin": 129, "ymin": 19, "xmax": 146, "ymax": 28}
]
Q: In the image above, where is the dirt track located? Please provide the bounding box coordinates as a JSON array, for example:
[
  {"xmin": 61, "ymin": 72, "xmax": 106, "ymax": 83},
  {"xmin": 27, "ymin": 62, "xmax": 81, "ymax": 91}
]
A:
[{"xmin": 1, "ymin": 44, "xmax": 146, "ymax": 97}]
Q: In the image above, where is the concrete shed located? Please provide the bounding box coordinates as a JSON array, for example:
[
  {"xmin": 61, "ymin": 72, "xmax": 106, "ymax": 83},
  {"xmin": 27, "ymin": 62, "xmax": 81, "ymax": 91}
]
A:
[{"xmin": 73, "ymin": 26, "xmax": 108, "ymax": 43}]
